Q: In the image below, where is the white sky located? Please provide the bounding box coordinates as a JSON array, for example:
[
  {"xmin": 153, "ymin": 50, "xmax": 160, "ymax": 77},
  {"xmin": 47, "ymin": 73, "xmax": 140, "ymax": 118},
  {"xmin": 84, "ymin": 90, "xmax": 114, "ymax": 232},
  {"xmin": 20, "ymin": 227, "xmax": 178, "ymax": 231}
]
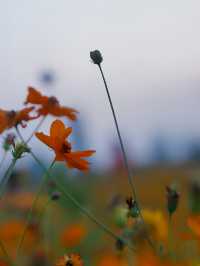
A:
[{"xmin": 1, "ymin": 0, "xmax": 200, "ymax": 166}]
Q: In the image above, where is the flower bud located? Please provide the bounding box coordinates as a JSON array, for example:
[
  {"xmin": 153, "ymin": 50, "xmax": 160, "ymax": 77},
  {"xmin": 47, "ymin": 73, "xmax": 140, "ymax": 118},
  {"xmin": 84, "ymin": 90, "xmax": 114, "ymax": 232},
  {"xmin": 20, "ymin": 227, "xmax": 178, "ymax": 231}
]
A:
[
  {"xmin": 166, "ymin": 186, "xmax": 180, "ymax": 216},
  {"xmin": 51, "ymin": 191, "xmax": 61, "ymax": 201},
  {"xmin": 3, "ymin": 133, "xmax": 15, "ymax": 151},
  {"xmin": 90, "ymin": 50, "xmax": 103, "ymax": 65},
  {"xmin": 12, "ymin": 142, "xmax": 30, "ymax": 159},
  {"xmin": 126, "ymin": 197, "xmax": 140, "ymax": 218},
  {"xmin": 114, "ymin": 206, "xmax": 128, "ymax": 228},
  {"xmin": 115, "ymin": 238, "xmax": 126, "ymax": 251}
]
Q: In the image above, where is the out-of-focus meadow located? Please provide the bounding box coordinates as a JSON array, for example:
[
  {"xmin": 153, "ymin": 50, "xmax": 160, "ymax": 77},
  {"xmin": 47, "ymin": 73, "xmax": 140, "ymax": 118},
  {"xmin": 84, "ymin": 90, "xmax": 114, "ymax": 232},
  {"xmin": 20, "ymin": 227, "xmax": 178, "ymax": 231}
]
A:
[
  {"xmin": 2, "ymin": 1, "xmax": 200, "ymax": 265},
  {"xmin": 1, "ymin": 150, "xmax": 200, "ymax": 265}
]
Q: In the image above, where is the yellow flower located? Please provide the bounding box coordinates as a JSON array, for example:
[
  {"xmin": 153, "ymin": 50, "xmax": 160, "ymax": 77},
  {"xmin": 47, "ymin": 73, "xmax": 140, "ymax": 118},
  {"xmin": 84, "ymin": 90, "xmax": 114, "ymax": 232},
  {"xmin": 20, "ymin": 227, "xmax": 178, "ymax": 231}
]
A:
[{"xmin": 142, "ymin": 209, "xmax": 167, "ymax": 240}]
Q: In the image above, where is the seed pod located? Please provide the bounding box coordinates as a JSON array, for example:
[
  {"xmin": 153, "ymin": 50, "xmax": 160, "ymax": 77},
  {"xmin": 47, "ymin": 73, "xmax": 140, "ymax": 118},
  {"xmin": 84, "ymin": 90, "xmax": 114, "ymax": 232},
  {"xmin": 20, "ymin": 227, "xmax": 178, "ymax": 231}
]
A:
[
  {"xmin": 114, "ymin": 206, "xmax": 128, "ymax": 228},
  {"xmin": 115, "ymin": 238, "xmax": 126, "ymax": 251},
  {"xmin": 3, "ymin": 133, "xmax": 15, "ymax": 151},
  {"xmin": 166, "ymin": 186, "xmax": 180, "ymax": 216},
  {"xmin": 51, "ymin": 191, "xmax": 61, "ymax": 201},
  {"xmin": 12, "ymin": 142, "xmax": 30, "ymax": 159},
  {"xmin": 90, "ymin": 50, "xmax": 103, "ymax": 65},
  {"xmin": 126, "ymin": 196, "xmax": 140, "ymax": 218}
]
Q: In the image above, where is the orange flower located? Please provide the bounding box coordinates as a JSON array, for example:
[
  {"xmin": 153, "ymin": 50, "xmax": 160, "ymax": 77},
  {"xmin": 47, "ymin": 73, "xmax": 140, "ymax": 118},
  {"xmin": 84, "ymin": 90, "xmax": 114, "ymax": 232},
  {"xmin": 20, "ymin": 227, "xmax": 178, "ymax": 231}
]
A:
[
  {"xmin": 0, "ymin": 107, "xmax": 37, "ymax": 134},
  {"xmin": 0, "ymin": 219, "xmax": 39, "ymax": 257},
  {"xmin": 55, "ymin": 253, "xmax": 83, "ymax": 266},
  {"xmin": 25, "ymin": 87, "xmax": 78, "ymax": 120},
  {"xmin": 0, "ymin": 261, "xmax": 9, "ymax": 266},
  {"xmin": 97, "ymin": 254, "xmax": 128, "ymax": 266},
  {"xmin": 60, "ymin": 224, "xmax": 86, "ymax": 248},
  {"xmin": 187, "ymin": 214, "xmax": 200, "ymax": 237},
  {"xmin": 35, "ymin": 119, "xmax": 95, "ymax": 171}
]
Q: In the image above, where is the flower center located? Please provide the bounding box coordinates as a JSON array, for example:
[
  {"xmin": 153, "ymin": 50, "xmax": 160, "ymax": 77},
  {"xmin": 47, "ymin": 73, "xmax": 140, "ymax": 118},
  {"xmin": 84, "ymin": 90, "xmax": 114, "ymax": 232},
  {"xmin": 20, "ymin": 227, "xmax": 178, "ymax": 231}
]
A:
[
  {"xmin": 6, "ymin": 110, "xmax": 16, "ymax": 120},
  {"xmin": 62, "ymin": 142, "xmax": 71, "ymax": 153},
  {"xmin": 66, "ymin": 260, "xmax": 73, "ymax": 266},
  {"xmin": 48, "ymin": 96, "xmax": 59, "ymax": 105}
]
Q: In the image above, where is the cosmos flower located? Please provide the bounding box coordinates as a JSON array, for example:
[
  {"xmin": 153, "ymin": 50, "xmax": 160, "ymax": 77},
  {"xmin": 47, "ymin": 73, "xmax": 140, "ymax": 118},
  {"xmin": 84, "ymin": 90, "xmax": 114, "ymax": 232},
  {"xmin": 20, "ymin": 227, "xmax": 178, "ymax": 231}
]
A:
[
  {"xmin": 0, "ymin": 107, "xmax": 38, "ymax": 134},
  {"xmin": 35, "ymin": 119, "xmax": 95, "ymax": 171},
  {"xmin": 187, "ymin": 214, "xmax": 200, "ymax": 238},
  {"xmin": 60, "ymin": 223, "xmax": 87, "ymax": 248},
  {"xmin": 55, "ymin": 254, "xmax": 83, "ymax": 266},
  {"xmin": 97, "ymin": 254, "xmax": 127, "ymax": 266},
  {"xmin": 25, "ymin": 87, "xmax": 78, "ymax": 121}
]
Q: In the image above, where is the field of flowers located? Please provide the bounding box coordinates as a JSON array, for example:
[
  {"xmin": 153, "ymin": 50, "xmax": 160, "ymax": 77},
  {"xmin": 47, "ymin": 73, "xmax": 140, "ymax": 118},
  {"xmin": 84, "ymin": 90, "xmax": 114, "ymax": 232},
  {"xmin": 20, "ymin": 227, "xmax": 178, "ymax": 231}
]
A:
[{"xmin": 0, "ymin": 51, "xmax": 200, "ymax": 266}]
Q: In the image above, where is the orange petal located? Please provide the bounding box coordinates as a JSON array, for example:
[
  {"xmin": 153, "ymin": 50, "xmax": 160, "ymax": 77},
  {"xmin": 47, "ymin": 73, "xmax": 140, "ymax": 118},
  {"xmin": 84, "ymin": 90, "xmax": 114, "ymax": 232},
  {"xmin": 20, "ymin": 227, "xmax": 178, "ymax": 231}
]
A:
[
  {"xmin": 69, "ymin": 150, "xmax": 96, "ymax": 157},
  {"xmin": 50, "ymin": 120, "xmax": 66, "ymax": 139},
  {"xmin": 25, "ymin": 87, "xmax": 48, "ymax": 105},
  {"xmin": 50, "ymin": 120, "xmax": 72, "ymax": 142},
  {"xmin": 51, "ymin": 106, "xmax": 78, "ymax": 121},
  {"xmin": 64, "ymin": 127, "xmax": 73, "ymax": 139},
  {"xmin": 65, "ymin": 154, "xmax": 90, "ymax": 171},
  {"xmin": 35, "ymin": 132, "xmax": 53, "ymax": 149}
]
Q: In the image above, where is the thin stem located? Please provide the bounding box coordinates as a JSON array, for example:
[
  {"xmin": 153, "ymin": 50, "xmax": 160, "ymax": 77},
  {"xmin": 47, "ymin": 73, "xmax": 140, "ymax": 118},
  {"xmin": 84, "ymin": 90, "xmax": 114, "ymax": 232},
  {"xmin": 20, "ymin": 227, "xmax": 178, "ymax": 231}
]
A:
[
  {"xmin": 97, "ymin": 64, "xmax": 156, "ymax": 252},
  {"xmin": 15, "ymin": 160, "xmax": 55, "ymax": 261},
  {"xmin": 0, "ymin": 151, "xmax": 7, "ymax": 170},
  {"xmin": 168, "ymin": 214, "xmax": 175, "ymax": 259},
  {"xmin": 55, "ymin": 180, "xmax": 135, "ymax": 252},
  {"xmin": 37, "ymin": 198, "xmax": 52, "ymax": 225},
  {"xmin": 0, "ymin": 158, "xmax": 17, "ymax": 199},
  {"xmin": 0, "ymin": 239, "xmax": 14, "ymax": 266},
  {"xmin": 24, "ymin": 147, "xmax": 136, "ymax": 252},
  {"xmin": 15, "ymin": 127, "xmax": 136, "ymax": 252},
  {"xmin": 26, "ymin": 116, "xmax": 46, "ymax": 143},
  {"xmin": 98, "ymin": 64, "xmax": 137, "ymax": 200}
]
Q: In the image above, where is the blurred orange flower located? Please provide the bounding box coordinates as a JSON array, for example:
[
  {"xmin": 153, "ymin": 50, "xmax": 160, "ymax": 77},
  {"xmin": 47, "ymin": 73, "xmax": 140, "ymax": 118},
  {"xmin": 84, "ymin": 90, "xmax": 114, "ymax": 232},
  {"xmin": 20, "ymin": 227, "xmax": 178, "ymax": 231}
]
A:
[
  {"xmin": 25, "ymin": 87, "xmax": 78, "ymax": 121},
  {"xmin": 135, "ymin": 251, "xmax": 162, "ymax": 266},
  {"xmin": 97, "ymin": 254, "xmax": 128, "ymax": 266},
  {"xmin": 60, "ymin": 224, "xmax": 86, "ymax": 248},
  {"xmin": 0, "ymin": 192, "xmax": 48, "ymax": 213},
  {"xmin": 187, "ymin": 214, "xmax": 200, "ymax": 238},
  {"xmin": 35, "ymin": 119, "xmax": 95, "ymax": 170},
  {"xmin": 0, "ymin": 107, "xmax": 38, "ymax": 134},
  {"xmin": 55, "ymin": 253, "xmax": 83, "ymax": 266},
  {"xmin": 0, "ymin": 220, "xmax": 39, "ymax": 257},
  {"xmin": 0, "ymin": 261, "xmax": 9, "ymax": 266}
]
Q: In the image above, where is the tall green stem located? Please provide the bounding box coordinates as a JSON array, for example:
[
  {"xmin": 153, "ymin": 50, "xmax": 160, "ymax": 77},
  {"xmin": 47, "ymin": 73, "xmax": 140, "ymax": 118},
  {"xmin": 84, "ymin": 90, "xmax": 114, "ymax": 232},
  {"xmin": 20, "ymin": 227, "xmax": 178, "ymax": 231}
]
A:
[
  {"xmin": 97, "ymin": 63, "xmax": 155, "ymax": 251},
  {"xmin": 34, "ymin": 153, "xmax": 135, "ymax": 251},
  {"xmin": 16, "ymin": 129, "xmax": 136, "ymax": 252},
  {"xmin": 15, "ymin": 160, "xmax": 55, "ymax": 262},
  {"xmin": 0, "ymin": 151, "xmax": 7, "ymax": 170},
  {"xmin": 98, "ymin": 64, "xmax": 137, "ymax": 200},
  {"xmin": 0, "ymin": 239, "xmax": 14, "ymax": 266},
  {"xmin": 0, "ymin": 158, "xmax": 17, "ymax": 199},
  {"xmin": 26, "ymin": 116, "xmax": 46, "ymax": 143}
]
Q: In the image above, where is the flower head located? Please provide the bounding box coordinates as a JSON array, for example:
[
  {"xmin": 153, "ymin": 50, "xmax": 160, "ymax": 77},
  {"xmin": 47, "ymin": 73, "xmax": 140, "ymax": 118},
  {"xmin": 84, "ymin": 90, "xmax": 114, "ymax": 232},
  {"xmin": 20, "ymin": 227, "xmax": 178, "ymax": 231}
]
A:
[
  {"xmin": 35, "ymin": 119, "xmax": 95, "ymax": 171},
  {"xmin": 90, "ymin": 50, "xmax": 103, "ymax": 65},
  {"xmin": 3, "ymin": 133, "xmax": 15, "ymax": 151},
  {"xmin": 126, "ymin": 196, "xmax": 139, "ymax": 218},
  {"xmin": 60, "ymin": 223, "xmax": 87, "ymax": 248},
  {"xmin": 55, "ymin": 254, "xmax": 83, "ymax": 266},
  {"xmin": 166, "ymin": 186, "xmax": 180, "ymax": 216},
  {"xmin": 25, "ymin": 87, "xmax": 78, "ymax": 120},
  {"xmin": 0, "ymin": 107, "xmax": 37, "ymax": 134},
  {"xmin": 187, "ymin": 214, "xmax": 200, "ymax": 238}
]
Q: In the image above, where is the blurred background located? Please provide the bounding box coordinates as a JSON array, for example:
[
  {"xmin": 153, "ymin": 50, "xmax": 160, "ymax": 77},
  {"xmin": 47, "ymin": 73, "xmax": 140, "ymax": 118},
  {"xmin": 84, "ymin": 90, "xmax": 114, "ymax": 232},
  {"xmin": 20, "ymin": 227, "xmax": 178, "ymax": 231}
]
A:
[
  {"xmin": 1, "ymin": 0, "xmax": 200, "ymax": 169},
  {"xmin": 1, "ymin": 2, "xmax": 200, "ymax": 265}
]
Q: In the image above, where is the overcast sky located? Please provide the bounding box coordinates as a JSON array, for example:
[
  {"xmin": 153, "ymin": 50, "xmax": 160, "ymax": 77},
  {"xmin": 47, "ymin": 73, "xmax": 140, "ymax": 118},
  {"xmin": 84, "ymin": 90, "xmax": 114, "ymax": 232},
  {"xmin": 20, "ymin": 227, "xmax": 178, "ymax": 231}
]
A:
[{"xmin": 1, "ymin": 0, "xmax": 200, "ymax": 167}]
